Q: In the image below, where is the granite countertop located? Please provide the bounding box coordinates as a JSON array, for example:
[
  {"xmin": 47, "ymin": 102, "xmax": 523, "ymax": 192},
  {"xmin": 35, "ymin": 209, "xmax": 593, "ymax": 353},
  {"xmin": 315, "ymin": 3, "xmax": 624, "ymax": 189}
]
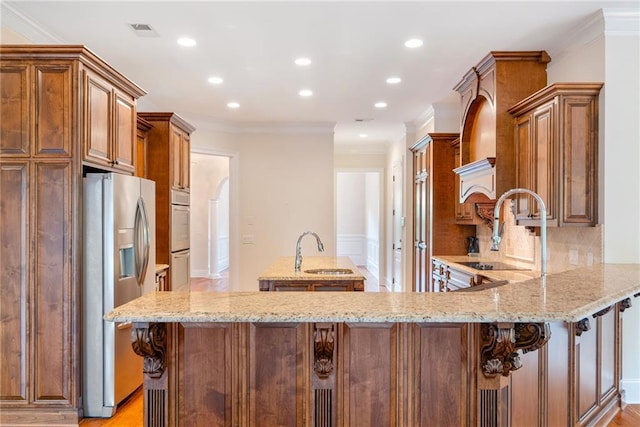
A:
[
  {"xmin": 257, "ymin": 256, "xmax": 366, "ymax": 281},
  {"xmin": 432, "ymin": 255, "xmax": 540, "ymax": 283},
  {"xmin": 106, "ymin": 264, "xmax": 640, "ymax": 324}
]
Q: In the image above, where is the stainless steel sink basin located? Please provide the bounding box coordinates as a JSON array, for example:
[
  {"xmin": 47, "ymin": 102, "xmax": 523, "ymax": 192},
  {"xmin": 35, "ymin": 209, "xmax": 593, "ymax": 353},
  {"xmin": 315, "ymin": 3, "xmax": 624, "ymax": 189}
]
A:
[{"xmin": 304, "ymin": 268, "xmax": 354, "ymax": 275}]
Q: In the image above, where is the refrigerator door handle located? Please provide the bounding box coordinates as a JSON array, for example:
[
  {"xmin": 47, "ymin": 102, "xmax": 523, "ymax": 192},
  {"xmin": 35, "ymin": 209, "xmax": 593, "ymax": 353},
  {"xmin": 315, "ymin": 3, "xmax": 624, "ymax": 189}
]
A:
[{"xmin": 134, "ymin": 197, "xmax": 151, "ymax": 287}]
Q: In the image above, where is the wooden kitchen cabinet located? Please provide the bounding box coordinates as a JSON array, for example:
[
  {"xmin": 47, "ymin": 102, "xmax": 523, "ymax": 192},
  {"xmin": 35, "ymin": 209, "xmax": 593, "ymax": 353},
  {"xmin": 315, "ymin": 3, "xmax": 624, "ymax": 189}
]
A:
[
  {"xmin": 135, "ymin": 115, "xmax": 153, "ymax": 178},
  {"xmin": 509, "ymin": 83, "xmax": 602, "ymax": 227},
  {"xmin": 138, "ymin": 112, "xmax": 194, "ymax": 192},
  {"xmin": 453, "ymin": 51, "xmax": 550, "ymax": 214},
  {"xmin": 452, "ymin": 137, "xmax": 480, "ymax": 224},
  {"xmin": 431, "ymin": 258, "xmax": 475, "ymax": 292},
  {"xmin": 411, "ymin": 133, "xmax": 475, "ymax": 292},
  {"xmin": 0, "ymin": 45, "xmax": 145, "ymax": 425},
  {"xmin": 259, "ymin": 279, "xmax": 364, "ymax": 291},
  {"xmin": 139, "ymin": 112, "xmax": 195, "ymax": 289},
  {"xmin": 83, "ymin": 69, "xmax": 137, "ymax": 174}
]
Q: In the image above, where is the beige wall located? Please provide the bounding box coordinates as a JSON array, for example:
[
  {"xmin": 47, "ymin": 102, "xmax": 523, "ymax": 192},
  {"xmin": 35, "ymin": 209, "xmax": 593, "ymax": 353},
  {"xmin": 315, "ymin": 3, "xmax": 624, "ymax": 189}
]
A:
[{"xmin": 191, "ymin": 126, "xmax": 335, "ymax": 291}]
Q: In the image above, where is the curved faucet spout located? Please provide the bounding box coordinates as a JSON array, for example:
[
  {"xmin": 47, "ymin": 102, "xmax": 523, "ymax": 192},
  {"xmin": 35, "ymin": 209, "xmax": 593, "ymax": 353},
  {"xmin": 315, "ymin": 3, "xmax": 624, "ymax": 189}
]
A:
[
  {"xmin": 491, "ymin": 188, "xmax": 547, "ymax": 278},
  {"xmin": 295, "ymin": 231, "xmax": 325, "ymax": 271}
]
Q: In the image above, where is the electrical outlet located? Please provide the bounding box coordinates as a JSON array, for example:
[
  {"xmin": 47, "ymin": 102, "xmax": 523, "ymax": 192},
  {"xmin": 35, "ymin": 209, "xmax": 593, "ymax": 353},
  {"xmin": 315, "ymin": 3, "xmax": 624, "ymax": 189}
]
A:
[
  {"xmin": 569, "ymin": 249, "xmax": 579, "ymax": 265},
  {"xmin": 242, "ymin": 234, "xmax": 254, "ymax": 244}
]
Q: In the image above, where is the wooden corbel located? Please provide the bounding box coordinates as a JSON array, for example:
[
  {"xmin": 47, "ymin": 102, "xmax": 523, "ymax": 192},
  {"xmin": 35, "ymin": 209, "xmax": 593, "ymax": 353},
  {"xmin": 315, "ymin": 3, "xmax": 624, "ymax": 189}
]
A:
[
  {"xmin": 620, "ymin": 298, "xmax": 632, "ymax": 312},
  {"xmin": 475, "ymin": 202, "xmax": 497, "ymax": 230},
  {"xmin": 480, "ymin": 322, "xmax": 551, "ymax": 377},
  {"xmin": 131, "ymin": 322, "xmax": 167, "ymax": 378},
  {"xmin": 575, "ymin": 318, "xmax": 591, "ymax": 336},
  {"xmin": 313, "ymin": 324, "xmax": 335, "ymax": 378}
]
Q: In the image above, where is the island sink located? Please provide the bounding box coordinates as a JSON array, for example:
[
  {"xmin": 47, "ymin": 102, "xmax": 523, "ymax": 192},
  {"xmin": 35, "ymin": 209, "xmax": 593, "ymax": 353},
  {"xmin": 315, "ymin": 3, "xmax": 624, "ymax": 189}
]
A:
[{"xmin": 258, "ymin": 256, "xmax": 365, "ymax": 291}]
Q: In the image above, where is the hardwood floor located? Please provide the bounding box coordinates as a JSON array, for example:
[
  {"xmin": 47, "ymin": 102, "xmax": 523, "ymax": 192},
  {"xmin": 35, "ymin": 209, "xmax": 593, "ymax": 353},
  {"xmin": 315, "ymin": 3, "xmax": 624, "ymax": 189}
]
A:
[
  {"xmin": 79, "ymin": 387, "xmax": 142, "ymax": 426},
  {"xmin": 609, "ymin": 404, "xmax": 640, "ymax": 426}
]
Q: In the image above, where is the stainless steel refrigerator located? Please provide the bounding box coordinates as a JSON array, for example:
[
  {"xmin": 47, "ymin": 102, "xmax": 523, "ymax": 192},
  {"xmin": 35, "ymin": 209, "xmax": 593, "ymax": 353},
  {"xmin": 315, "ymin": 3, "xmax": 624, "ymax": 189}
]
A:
[{"xmin": 83, "ymin": 173, "xmax": 156, "ymax": 417}]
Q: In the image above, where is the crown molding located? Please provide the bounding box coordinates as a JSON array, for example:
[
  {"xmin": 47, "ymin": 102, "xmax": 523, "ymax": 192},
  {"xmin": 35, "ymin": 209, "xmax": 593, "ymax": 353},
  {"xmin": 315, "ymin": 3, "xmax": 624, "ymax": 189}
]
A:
[{"xmin": 603, "ymin": 8, "xmax": 640, "ymax": 36}]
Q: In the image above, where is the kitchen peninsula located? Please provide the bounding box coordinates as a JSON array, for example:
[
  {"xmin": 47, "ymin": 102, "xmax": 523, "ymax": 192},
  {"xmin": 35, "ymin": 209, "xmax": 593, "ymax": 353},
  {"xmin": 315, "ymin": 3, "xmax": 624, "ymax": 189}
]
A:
[
  {"xmin": 258, "ymin": 256, "xmax": 365, "ymax": 291},
  {"xmin": 106, "ymin": 264, "xmax": 640, "ymax": 426}
]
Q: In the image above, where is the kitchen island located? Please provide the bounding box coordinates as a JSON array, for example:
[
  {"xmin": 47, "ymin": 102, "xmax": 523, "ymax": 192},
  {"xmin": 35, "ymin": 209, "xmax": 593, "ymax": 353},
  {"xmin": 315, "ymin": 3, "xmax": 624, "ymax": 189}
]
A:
[
  {"xmin": 106, "ymin": 264, "xmax": 640, "ymax": 426},
  {"xmin": 257, "ymin": 256, "xmax": 366, "ymax": 291}
]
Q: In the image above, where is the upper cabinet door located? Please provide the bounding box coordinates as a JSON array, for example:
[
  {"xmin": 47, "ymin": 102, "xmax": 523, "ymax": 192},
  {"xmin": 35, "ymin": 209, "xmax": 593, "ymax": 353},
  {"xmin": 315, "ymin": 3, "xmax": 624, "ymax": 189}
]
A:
[
  {"xmin": 180, "ymin": 133, "xmax": 190, "ymax": 190},
  {"xmin": 171, "ymin": 126, "xmax": 183, "ymax": 189},
  {"xmin": 113, "ymin": 90, "xmax": 136, "ymax": 174},
  {"xmin": 83, "ymin": 69, "xmax": 137, "ymax": 174},
  {"xmin": 84, "ymin": 70, "xmax": 112, "ymax": 168},
  {"xmin": 0, "ymin": 64, "xmax": 30, "ymax": 156}
]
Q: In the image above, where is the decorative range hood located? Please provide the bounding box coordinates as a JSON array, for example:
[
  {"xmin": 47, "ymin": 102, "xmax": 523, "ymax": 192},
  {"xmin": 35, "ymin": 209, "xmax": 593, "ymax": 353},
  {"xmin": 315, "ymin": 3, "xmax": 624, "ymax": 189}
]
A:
[
  {"xmin": 452, "ymin": 51, "xmax": 551, "ymax": 224},
  {"xmin": 453, "ymin": 157, "xmax": 496, "ymax": 202}
]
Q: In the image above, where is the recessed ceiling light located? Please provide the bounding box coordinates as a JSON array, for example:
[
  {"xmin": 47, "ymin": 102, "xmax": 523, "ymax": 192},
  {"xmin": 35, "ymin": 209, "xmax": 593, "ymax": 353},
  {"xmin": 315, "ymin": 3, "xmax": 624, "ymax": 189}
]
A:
[
  {"xmin": 404, "ymin": 38, "xmax": 423, "ymax": 48},
  {"xmin": 208, "ymin": 76, "xmax": 223, "ymax": 84},
  {"xmin": 386, "ymin": 76, "xmax": 402, "ymax": 84},
  {"xmin": 295, "ymin": 57, "xmax": 312, "ymax": 66},
  {"xmin": 359, "ymin": 133, "xmax": 368, "ymax": 138},
  {"xmin": 227, "ymin": 102, "xmax": 240, "ymax": 109},
  {"xmin": 299, "ymin": 89, "xmax": 313, "ymax": 97},
  {"xmin": 177, "ymin": 37, "xmax": 196, "ymax": 47},
  {"xmin": 374, "ymin": 101, "xmax": 387, "ymax": 108}
]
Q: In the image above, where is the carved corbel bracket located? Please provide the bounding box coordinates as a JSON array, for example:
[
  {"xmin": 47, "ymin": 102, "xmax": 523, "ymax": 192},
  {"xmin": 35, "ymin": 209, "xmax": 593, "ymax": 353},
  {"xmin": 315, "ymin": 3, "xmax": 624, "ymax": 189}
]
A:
[
  {"xmin": 313, "ymin": 324, "xmax": 335, "ymax": 379},
  {"xmin": 131, "ymin": 322, "xmax": 167, "ymax": 378},
  {"xmin": 592, "ymin": 305, "xmax": 612, "ymax": 318},
  {"xmin": 475, "ymin": 202, "xmax": 497, "ymax": 230},
  {"xmin": 481, "ymin": 322, "xmax": 551, "ymax": 377},
  {"xmin": 575, "ymin": 318, "xmax": 591, "ymax": 336},
  {"xmin": 620, "ymin": 298, "xmax": 632, "ymax": 312}
]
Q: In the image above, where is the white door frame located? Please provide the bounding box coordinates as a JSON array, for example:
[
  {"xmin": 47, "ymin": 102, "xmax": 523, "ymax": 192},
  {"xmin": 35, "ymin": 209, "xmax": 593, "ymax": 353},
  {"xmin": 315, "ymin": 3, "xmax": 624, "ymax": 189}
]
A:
[
  {"xmin": 335, "ymin": 168, "xmax": 384, "ymax": 284},
  {"xmin": 191, "ymin": 147, "xmax": 240, "ymax": 291}
]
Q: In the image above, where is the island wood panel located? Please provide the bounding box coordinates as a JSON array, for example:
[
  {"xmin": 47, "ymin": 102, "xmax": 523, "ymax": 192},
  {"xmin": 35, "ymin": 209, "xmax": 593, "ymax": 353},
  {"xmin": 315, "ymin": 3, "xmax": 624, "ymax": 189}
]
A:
[
  {"xmin": 131, "ymin": 308, "xmax": 627, "ymax": 427},
  {"xmin": 575, "ymin": 307, "xmax": 621, "ymax": 427},
  {"xmin": 341, "ymin": 323, "xmax": 398, "ymax": 427},
  {"xmin": 546, "ymin": 322, "xmax": 570, "ymax": 426},
  {"xmin": 259, "ymin": 279, "xmax": 364, "ymax": 292},
  {"xmin": 409, "ymin": 323, "xmax": 471, "ymax": 427},
  {"xmin": 509, "ymin": 347, "xmax": 542, "ymax": 427},
  {"xmin": 177, "ymin": 323, "xmax": 233, "ymax": 427},
  {"xmin": 248, "ymin": 322, "xmax": 308, "ymax": 426}
]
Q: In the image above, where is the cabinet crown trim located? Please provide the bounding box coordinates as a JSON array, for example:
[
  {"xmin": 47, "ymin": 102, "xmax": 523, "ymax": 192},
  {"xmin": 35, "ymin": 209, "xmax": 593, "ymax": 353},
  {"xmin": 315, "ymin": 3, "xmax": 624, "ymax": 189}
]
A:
[{"xmin": 508, "ymin": 82, "xmax": 603, "ymax": 115}]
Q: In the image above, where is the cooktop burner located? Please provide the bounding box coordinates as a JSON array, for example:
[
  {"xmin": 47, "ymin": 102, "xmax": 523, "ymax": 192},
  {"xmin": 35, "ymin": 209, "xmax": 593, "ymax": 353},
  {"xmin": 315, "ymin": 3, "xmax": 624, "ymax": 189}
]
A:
[{"xmin": 457, "ymin": 261, "xmax": 531, "ymax": 271}]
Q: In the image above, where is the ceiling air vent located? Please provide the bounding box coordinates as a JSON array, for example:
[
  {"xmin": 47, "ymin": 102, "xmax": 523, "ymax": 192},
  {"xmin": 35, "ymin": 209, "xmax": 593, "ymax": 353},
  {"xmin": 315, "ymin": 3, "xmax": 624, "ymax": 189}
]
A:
[{"xmin": 129, "ymin": 23, "xmax": 159, "ymax": 37}]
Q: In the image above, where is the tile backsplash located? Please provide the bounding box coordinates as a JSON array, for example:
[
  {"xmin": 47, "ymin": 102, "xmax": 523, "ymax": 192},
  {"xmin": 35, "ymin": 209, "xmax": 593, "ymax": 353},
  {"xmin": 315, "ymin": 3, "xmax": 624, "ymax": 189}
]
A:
[{"xmin": 475, "ymin": 200, "xmax": 603, "ymax": 273}]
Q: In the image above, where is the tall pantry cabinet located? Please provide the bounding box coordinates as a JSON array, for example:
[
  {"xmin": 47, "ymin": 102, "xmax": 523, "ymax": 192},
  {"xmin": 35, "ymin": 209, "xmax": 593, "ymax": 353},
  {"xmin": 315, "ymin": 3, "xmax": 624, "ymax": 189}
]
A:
[
  {"xmin": 410, "ymin": 133, "xmax": 476, "ymax": 292},
  {"xmin": 0, "ymin": 46, "xmax": 145, "ymax": 425},
  {"xmin": 138, "ymin": 112, "xmax": 195, "ymax": 290}
]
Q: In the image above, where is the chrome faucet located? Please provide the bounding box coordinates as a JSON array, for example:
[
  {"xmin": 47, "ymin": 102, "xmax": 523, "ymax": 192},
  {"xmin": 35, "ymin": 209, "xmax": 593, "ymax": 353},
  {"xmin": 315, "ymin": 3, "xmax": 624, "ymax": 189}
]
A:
[
  {"xmin": 491, "ymin": 188, "xmax": 547, "ymax": 278},
  {"xmin": 294, "ymin": 231, "xmax": 325, "ymax": 271}
]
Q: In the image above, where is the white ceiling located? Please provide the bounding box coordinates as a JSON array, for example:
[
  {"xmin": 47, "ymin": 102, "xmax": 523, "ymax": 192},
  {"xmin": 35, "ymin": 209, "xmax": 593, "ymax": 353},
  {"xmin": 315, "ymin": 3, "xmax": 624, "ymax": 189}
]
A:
[{"xmin": 2, "ymin": 1, "xmax": 637, "ymax": 147}]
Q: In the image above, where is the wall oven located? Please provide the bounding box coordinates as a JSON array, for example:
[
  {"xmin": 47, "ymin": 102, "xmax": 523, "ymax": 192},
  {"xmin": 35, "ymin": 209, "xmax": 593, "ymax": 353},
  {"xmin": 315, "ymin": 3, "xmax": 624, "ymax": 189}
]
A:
[{"xmin": 170, "ymin": 190, "xmax": 190, "ymax": 288}]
